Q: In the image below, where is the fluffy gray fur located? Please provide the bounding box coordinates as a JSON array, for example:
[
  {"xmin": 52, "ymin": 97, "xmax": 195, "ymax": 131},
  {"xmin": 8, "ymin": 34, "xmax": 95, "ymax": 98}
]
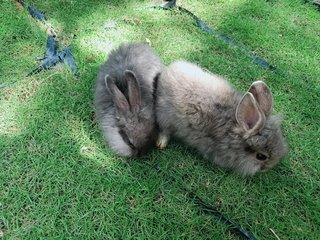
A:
[
  {"xmin": 94, "ymin": 43, "xmax": 163, "ymax": 157},
  {"xmin": 156, "ymin": 60, "xmax": 288, "ymax": 176}
]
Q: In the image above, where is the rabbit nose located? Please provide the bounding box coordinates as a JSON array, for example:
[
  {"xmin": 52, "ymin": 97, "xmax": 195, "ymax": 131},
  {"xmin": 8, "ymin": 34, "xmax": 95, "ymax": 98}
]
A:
[
  {"xmin": 130, "ymin": 148, "xmax": 139, "ymax": 157},
  {"xmin": 260, "ymin": 164, "xmax": 268, "ymax": 172}
]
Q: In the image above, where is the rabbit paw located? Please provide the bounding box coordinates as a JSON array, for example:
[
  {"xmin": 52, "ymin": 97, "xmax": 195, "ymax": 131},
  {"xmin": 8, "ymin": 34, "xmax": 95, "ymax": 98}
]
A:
[{"xmin": 156, "ymin": 133, "xmax": 169, "ymax": 149}]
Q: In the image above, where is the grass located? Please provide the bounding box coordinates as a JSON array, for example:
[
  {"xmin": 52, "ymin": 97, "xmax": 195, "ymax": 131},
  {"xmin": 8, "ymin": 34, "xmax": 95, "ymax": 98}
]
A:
[{"xmin": 0, "ymin": 0, "xmax": 319, "ymax": 239}]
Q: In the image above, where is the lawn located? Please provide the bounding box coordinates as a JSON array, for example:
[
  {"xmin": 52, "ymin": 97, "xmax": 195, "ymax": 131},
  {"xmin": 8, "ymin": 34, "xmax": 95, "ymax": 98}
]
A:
[{"xmin": 0, "ymin": 0, "xmax": 319, "ymax": 239}]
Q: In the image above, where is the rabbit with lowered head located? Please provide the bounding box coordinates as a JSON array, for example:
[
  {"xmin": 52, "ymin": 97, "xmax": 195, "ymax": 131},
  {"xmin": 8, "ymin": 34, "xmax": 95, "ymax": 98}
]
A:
[
  {"xmin": 156, "ymin": 60, "xmax": 288, "ymax": 176},
  {"xmin": 94, "ymin": 43, "xmax": 163, "ymax": 157}
]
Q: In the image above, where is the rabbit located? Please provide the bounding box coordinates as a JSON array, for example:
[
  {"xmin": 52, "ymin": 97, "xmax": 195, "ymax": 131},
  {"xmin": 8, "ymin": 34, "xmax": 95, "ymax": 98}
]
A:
[
  {"xmin": 94, "ymin": 43, "xmax": 163, "ymax": 157},
  {"xmin": 155, "ymin": 60, "xmax": 288, "ymax": 176}
]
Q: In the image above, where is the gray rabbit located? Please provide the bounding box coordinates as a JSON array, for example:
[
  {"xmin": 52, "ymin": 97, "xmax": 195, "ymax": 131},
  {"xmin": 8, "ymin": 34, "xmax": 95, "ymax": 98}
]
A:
[
  {"xmin": 94, "ymin": 43, "xmax": 163, "ymax": 157},
  {"xmin": 156, "ymin": 60, "xmax": 288, "ymax": 176}
]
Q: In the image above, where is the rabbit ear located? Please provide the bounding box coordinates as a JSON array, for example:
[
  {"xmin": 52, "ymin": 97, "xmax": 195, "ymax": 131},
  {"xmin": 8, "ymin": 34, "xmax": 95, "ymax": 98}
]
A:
[
  {"xmin": 125, "ymin": 70, "xmax": 141, "ymax": 112},
  {"xmin": 236, "ymin": 92, "xmax": 266, "ymax": 136},
  {"xmin": 105, "ymin": 75, "xmax": 130, "ymax": 114},
  {"xmin": 248, "ymin": 81, "xmax": 273, "ymax": 117}
]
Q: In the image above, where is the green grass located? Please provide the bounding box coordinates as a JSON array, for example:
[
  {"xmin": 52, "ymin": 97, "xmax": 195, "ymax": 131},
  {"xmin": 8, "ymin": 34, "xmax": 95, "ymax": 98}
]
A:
[{"xmin": 1, "ymin": 0, "xmax": 319, "ymax": 239}]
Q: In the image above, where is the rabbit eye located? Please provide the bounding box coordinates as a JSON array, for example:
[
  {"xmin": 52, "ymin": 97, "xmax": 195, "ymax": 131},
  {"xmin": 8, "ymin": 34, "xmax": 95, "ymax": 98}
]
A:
[{"xmin": 256, "ymin": 153, "xmax": 268, "ymax": 161}]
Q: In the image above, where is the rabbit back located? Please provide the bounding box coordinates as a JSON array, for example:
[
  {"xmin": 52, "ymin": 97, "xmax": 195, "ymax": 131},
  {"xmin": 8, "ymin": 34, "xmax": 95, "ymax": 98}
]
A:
[{"xmin": 156, "ymin": 61, "xmax": 239, "ymax": 139}]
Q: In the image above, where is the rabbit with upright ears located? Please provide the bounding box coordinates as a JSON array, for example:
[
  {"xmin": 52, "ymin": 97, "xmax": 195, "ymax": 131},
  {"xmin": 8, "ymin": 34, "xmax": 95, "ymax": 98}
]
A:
[
  {"xmin": 155, "ymin": 60, "xmax": 288, "ymax": 176},
  {"xmin": 94, "ymin": 43, "xmax": 163, "ymax": 157}
]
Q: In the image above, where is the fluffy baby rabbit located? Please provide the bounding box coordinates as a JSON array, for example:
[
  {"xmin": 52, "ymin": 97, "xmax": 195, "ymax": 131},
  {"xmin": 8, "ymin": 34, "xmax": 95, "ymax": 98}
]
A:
[
  {"xmin": 94, "ymin": 43, "xmax": 163, "ymax": 157},
  {"xmin": 156, "ymin": 61, "xmax": 288, "ymax": 176}
]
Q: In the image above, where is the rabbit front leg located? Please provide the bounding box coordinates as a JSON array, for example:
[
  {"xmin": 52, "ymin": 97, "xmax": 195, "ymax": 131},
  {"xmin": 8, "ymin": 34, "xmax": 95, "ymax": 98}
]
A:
[{"xmin": 155, "ymin": 107, "xmax": 171, "ymax": 149}]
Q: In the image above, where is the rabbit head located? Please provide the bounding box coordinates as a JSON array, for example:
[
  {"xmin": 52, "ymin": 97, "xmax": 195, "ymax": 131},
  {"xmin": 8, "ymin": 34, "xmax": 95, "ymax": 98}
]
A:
[
  {"xmin": 105, "ymin": 70, "xmax": 157, "ymax": 157},
  {"xmin": 232, "ymin": 81, "xmax": 288, "ymax": 175}
]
